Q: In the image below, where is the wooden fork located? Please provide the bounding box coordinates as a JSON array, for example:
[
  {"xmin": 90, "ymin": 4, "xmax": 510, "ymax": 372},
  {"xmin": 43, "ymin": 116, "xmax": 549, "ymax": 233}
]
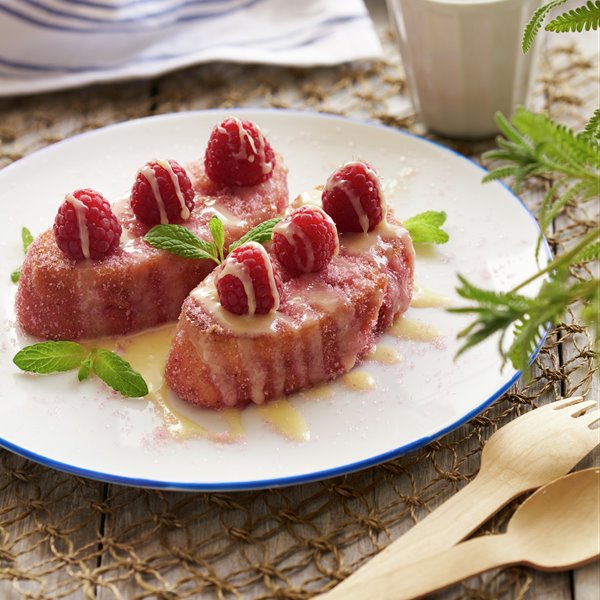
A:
[{"xmin": 321, "ymin": 396, "xmax": 599, "ymax": 599}]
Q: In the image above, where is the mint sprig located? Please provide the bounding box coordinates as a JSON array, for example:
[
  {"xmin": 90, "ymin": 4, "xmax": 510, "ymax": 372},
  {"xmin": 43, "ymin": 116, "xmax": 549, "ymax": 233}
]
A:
[
  {"xmin": 78, "ymin": 351, "xmax": 95, "ymax": 382},
  {"xmin": 93, "ymin": 349, "xmax": 149, "ymax": 398},
  {"xmin": 22, "ymin": 227, "xmax": 33, "ymax": 253},
  {"xmin": 209, "ymin": 215, "xmax": 225, "ymax": 262},
  {"xmin": 14, "ymin": 341, "xmax": 88, "ymax": 373},
  {"xmin": 229, "ymin": 217, "xmax": 282, "ymax": 251},
  {"xmin": 403, "ymin": 211, "xmax": 449, "ymax": 244},
  {"xmin": 144, "ymin": 216, "xmax": 282, "ymax": 262},
  {"xmin": 144, "ymin": 225, "xmax": 219, "ymax": 263},
  {"xmin": 11, "ymin": 226, "xmax": 34, "ymax": 283},
  {"xmin": 14, "ymin": 342, "xmax": 148, "ymax": 398}
]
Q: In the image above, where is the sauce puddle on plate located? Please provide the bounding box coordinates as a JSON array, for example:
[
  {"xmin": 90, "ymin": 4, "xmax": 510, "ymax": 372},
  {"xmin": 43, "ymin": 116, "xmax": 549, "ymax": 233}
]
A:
[
  {"xmin": 342, "ymin": 371, "xmax": 375, "ymax": 391},
  {"xmin": 390, "ymin": 318, "xmax": 442, "ymax": 342},
  {"xmin": 366, "ymin": 344, "xmax": 401, "ymax": 365},
  {"xmin": 411, "ymin": 285, "xmax": 453, "ymax": 309},
  {"xmin": 256, "ymin": 400, "xmax": 309, "ymax": 441},
  {"xmin": 99, "ymin": 325, "xmax": 311, "ymax": 443}
]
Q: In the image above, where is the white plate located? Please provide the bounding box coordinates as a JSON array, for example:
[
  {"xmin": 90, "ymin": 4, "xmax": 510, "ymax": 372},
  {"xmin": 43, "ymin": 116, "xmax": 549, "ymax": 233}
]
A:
[{"xmin": 0, "ymin": 110, "xmax": 548, "ymax": 491}]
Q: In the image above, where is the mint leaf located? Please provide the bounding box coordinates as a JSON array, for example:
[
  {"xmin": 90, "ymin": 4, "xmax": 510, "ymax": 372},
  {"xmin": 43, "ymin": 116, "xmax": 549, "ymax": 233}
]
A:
[
  {"xmin": 209, "ymin": 215, "xmax": 225, "ymax": 262},
  {"xmin": 11, "ymin": 226, "xmax": 33, "ymax": 284},
  {"xmin": 403, "ymin": 211, "xmax": 449, "ymax": 244},
  {"xmin": 13, "ymin": 341, "xmax": 87, "ymax": 374},
  {"xmin": 229, "ymin": 217, "xmax": 282, "ymax": 252},
  {"xmin": 144, "ymin": 225, "xmax": 219, "ymax": 263},
  {"xmin": 78, "ymin": 351, "xmax": 95, "ymax": 382},
  {"xmin": 93, "ymin": 349, "xmax": 148, "ymax": 397},
  {"xmin": 22, "ymin": 227, "xmax": 33, "ymax": 253}
]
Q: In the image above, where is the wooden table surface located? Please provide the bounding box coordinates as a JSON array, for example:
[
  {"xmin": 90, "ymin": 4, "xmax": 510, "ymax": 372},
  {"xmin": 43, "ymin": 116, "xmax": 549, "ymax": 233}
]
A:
[{"xmin": 0, "ymin": 1, "xmax": 598, "ymax": 598}]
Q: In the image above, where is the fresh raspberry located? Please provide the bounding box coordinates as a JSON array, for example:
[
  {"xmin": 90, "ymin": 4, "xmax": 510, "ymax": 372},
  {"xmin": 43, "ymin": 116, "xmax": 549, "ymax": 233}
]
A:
[
  {"xmin": 131, "ymin": 159, "xmax": 195, "ymax": 225},
  {"xmin": 322, "ymin": 161, "xmax": 385, "ymax": 233},
  {"xmin": 272, "ymin": 206, "xmax": 339, "ymax": 275},
  {"xmin": 204, "ymin": 117, "xmax": 276, "ymax": 187},
  {"xmin": 216, "ymin": 241, "xmax": 283, "ymax": 315},
  {"xmin": 54, "ymin": 188, "xmax": 122, "ymax": 261}
]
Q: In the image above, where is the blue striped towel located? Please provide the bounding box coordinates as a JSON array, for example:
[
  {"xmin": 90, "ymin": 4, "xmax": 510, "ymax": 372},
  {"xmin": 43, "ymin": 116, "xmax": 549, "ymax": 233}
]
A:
[{"xmin": 0, "ymin": 0, "xmax": 382, "ymax": 96}]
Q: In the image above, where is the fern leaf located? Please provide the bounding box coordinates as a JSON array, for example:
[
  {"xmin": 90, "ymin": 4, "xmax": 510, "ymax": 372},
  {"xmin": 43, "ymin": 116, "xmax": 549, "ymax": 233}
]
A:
[
  {"xmin": 523, "ymin": 0, "xmax": 568, "ymax": 52},
  {"xmin": 539, "ymin": 180, "xmax": 587, "ymax": 235},
  {"xmin": 581, "ymin": 286, "xmax": 600, "ymax": 340},
  {"xmin": 574, "ymin": 240, "xmax": 600, "ymax": 263},
  {"xmin": 512, "ymin": 108, "xmax": 600, "ymax": 169},
  {"xmin": 481, "ymin": 166, "xmax": 519, "ymax": 183},
  {"xmin": 546, "ymin": 0, "xmax": 600, "ymax": 32},
  {"xmin": 508, "ymin": 318, "xmax": 547, "ymax": 373},
  {"xmin": 581, "ymin": 108, "xmax": 600, "ymax": 140},
  {"xmin": 454, "ymin": 275, "xmax": 530, "ymax": 309},
  {"xmin": 455, "ymin": 326, "xmax": 499, "ymax": 358},
  {"xmin": 495, "ymin": 111, "xmax": 525, "ymax": 144},
  {"xmin": 535, "ymin": 180, "xmax": 563, "ymax": 259}
]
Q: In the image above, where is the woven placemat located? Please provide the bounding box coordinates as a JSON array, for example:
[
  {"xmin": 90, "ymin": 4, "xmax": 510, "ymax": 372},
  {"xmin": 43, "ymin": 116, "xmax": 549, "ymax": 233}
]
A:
[{"xmin": 0, "ymin": 26, "xmax": 597, "ymax": 599}]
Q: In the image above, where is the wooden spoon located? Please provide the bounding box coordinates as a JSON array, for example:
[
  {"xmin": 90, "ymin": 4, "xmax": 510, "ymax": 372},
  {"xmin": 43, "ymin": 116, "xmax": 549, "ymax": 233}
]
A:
[
  {"xmin": 328, "ymin": 468, "xmax": 600, "ymax": 600},
  {"xmin": 322, "ymin": 396, "xmax": 598, "ymax": 598}
]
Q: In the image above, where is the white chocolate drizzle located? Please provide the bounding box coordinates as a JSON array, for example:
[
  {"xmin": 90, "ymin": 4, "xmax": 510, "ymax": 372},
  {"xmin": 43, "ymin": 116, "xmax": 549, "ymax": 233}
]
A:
[
  {"xmin": 211, "ymin": 205, "xmax": 244, "ymax": 227},
  {"xmin": 192, "ymin": 283, "xmax": 284, "ymax": 335},
  {"xmin": 324, "ymin": 161, "xmax": 385, "ymax": 233},
  {"xmin": 156, "ymin": 158, "xmax": 190, "ymax": 221},
  {"xmin": 292, "ymin": 188, "xmax": 323, "ymax": 209},
  {"xmin": 218, "ymin": 117, "xmax": 274, "ymax": 176},
  {"xmin": 236, "ymin": 339, "xmax": 267, "ymax": 405},
  {"xmin": 139, "ymin": 164, "xmax": 168, "ymax": 224},
  {"xmin": 342, "ymin": 219, "xmax": 413, "ymax": 261},
  {"xmin": 65, "ymin": 193, "xmax": 90, "ymax": 259}
]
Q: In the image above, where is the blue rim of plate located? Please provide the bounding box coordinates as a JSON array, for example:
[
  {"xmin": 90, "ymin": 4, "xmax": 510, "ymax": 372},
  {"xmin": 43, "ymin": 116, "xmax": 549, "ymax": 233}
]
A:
[{"xmin": 0, "ymin": 108, "xmax": 552, "ymax": 491}]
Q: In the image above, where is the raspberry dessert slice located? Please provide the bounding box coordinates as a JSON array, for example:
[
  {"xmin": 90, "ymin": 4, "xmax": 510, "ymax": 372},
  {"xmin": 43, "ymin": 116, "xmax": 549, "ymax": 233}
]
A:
[
  {"xmin": 322, "ymin": 161, "xmax": 385, "ymax": 233},
  {"xmin": 16, "ymin": 120, "xmax": 288, "ymax": 340},
  {"xmin": 165, "ymin": 190, "xmax": 414, "ymax": 409}
]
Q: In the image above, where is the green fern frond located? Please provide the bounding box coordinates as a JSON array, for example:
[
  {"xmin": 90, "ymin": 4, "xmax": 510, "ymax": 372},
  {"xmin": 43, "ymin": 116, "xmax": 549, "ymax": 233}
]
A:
[
  {"xmin": 512, "ymin": 108, "xmax": 600, "ymax": 170},
  {"xmin": 455, "ymin": 323, "xmax": 503, "ymax": 359},
  {"xmin": 452, "ymin": 232, "xmax": 600, "ymax": 373},
  {"xmin": 574, "ymin": 240, "xmax": 600, "ymax": 263},
  {"xmin": 457, "ymin": 1, "xmax": 599, "ymax": 375},
  {"xmin": 537, "ymin": 181, "xmax": 588, "ymax": 256},
  {"xmin": 454, "ymin": 275, "xmax": 531, "ymax": 309},
  {"xmin": 509, "ymin": 318, "xmax": 548, "ymax": 374},
  {"xmin": 481, "ymin": 166, "xmax": 520, "ymax": 183},
  {"xmin": 546, "ymin": 0, "xmax": 600, "ymax": 32},
  {"xmin": 581, "ymin": 108, "xmax": 600, "ymax": 140},
  {"xmin": 522, "ymin": 0, "xmax": 568, "ymax": 52},
  {"xmin": 495, "ymin": 111, "xmax": 525, "ymax": 144},
  {"xmin": 581, "ymin": 286, "xmax": 600, "ymax": 347}
]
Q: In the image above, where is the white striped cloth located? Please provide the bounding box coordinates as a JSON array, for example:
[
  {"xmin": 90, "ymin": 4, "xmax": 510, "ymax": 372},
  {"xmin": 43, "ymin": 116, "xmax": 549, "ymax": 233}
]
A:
[{"xmin": 0, "ymin": 0, "xmax": 382, "ymax": 96}]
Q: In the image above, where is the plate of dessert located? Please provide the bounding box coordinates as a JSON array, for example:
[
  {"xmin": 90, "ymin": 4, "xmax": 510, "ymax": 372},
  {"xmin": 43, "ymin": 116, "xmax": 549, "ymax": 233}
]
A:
[{"xmin": 0, "ymin": 110, "xmax": 548, "ymax": 490}]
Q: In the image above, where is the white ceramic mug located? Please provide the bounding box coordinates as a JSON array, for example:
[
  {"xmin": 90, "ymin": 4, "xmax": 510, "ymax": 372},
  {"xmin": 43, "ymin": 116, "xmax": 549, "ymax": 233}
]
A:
[{"xmin": 387, "ymin": 0, "xmax": 542, "ymax": 138}]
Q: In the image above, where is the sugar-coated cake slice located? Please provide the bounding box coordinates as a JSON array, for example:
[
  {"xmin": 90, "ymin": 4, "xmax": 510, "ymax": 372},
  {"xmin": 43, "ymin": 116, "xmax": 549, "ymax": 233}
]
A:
[
  {"xmin": 16, "ymin": 118, "xmax": 288, "ymax": 340},
  {"xmin": 165, "ymin": 206, "xmax": 414, "ymax": 409}
]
